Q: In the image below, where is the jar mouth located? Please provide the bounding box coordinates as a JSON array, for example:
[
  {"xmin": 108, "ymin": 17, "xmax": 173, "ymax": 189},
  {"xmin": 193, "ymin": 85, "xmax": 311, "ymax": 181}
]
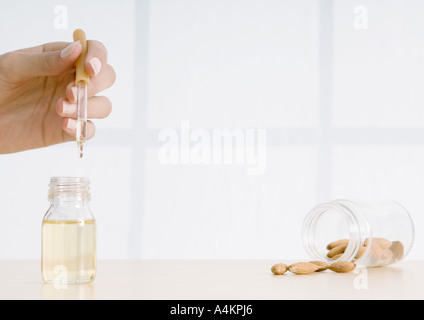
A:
[
  {"xmin": 302, "ymin": 200, "xmax": 371, "ymax": 263},
  {"xmin": 49, "ymin": 177, "xmax": 91, "ymax": 201}
]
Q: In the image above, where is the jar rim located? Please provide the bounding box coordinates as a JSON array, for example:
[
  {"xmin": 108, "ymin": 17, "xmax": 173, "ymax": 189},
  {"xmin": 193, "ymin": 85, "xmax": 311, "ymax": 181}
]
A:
[{"xmin": 302, "ymin": 199, "xmax": 370, "ymax": 263}]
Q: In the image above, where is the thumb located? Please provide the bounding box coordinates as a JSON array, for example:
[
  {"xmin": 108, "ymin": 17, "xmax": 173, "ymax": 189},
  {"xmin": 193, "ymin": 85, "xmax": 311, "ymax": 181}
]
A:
[{"xmin": 4, "ymin": 41, "xmax": 82, "ymax": 81}]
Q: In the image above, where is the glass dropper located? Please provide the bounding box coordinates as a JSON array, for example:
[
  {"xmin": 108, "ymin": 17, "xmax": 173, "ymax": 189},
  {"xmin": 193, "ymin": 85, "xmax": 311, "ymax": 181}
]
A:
[
  {"xmin": 76, "ymin": 81, "xmax": 88, "ymax": 158},
  {"xmin": 73, "ymin": 29, "xmax": 90, "ymax": 159}
]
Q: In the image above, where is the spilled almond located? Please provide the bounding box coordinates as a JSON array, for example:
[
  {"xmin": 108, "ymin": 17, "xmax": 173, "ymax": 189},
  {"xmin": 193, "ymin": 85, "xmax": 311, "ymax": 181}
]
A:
[
  {"xmin": 309, "ymin": 261, "xmax": 328, "ymax": 272},
  {"xmin": 271, "ymin": 263, "xmax": 288, "ymax": 275},
  {"xmin": 328, "ymin": 261, "xmax": 356, "ymax": 273},
  {"xmin": 288, "ymin": 262, "xmax": 319, "ymax": 275}
]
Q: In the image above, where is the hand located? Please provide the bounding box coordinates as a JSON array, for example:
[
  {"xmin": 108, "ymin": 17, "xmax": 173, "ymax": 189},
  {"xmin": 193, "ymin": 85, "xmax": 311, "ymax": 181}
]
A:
[{"xmin": 0, "ymin": 40, "xmax": 116, "ymax": 154}]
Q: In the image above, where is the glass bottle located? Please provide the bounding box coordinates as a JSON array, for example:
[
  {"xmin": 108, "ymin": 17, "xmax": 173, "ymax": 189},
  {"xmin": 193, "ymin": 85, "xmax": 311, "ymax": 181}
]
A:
[
  {"xmin": 42, "ymin": 177, "xmax": 97, "ymax": 284},
  {"xmin": 302, "ymin": 199, "xmax": 414, "ymax": 268}
]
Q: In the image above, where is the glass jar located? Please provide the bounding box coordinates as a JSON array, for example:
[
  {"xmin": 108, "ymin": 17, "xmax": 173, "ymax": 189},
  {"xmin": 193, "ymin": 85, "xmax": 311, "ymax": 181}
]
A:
[
  {"xmin": 302, "ymin": 199, "xmax": 414, "ymax": 268},
  {"xmin": 42, "ymin": 177, "xmax": 97, "ymax": 284}
]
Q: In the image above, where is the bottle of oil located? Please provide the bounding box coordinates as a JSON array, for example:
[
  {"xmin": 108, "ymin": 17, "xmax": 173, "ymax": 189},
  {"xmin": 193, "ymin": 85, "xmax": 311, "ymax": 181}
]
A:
[{"xmin": 42, "ymin": 177, "xmax": 96, "ymax": 284}]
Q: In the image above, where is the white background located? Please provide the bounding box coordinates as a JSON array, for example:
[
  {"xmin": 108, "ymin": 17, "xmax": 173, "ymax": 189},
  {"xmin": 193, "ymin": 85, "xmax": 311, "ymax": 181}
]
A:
[{"xmin": 0, "ymin": 0, "xmax": 423, "ymax": 260}]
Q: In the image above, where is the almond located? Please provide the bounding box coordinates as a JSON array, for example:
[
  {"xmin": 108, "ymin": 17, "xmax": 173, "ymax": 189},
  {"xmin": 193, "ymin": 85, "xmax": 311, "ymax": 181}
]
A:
[
  {"xmin": 369, "ymin": 242, "xmax": 383, "ymax": 260},
  {"xmin": 375, "ymin": 238, "xmax": 393, "ymax": 249},
  {"xmin": 329, "ymin": 261, "xmax": 356, "ymax": 273},
  {"xmin": 354, "ymin": 246, "xmax": 367, "ymax": 260},
  {"xmin": 327, "ymin": 243, "xmax": 347, "ymax": 259},
  {"xmin": 309, "ymin": 261, "xmax": 328, "ymax": 272},
  {"xmin": 381, "ymin": 248, "xmax": 393, "ymax": 260},
  {"xmin": 288, "ymin": 262, "xmax": 319, "ymax": 275},
  {"xmin": 326, "ymin": 239, "xmax": 349, "ymax": 251},
  {"xmin": 364, "ymin": 237, "xmax": 392, "ymax": 249},
  {"xmin": 390, "ymin": 241, "xmax": 404, "ymax": 261},
  {"xmin": 380, "ymin": 248, "xmax": 394, "ymax": 266},
  {"xmin": 271, "ymin": 263, "xmax": 288, "ymax": 275},
  {"xmin": 331, "ymin": 253, "xmax": 344, "ymax": 261}
]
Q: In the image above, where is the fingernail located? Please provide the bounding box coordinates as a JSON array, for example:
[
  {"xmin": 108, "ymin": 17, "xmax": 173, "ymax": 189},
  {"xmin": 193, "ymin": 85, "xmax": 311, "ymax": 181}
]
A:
[
  {"xmin": 66, "ymin": 118, "xmax": 77, "ymax": 130},
  {"xmin": 62, "ymin": 101, "xmax": 77, "ymax": 115},
  {"xmin": 60, "ymin": 41, "xmax": 80, "ymax": 58},
  {"xmin": 89, "ymin": 57, "xmax": 102, "ymax": 75},
  {"xmin": 71, "ymin": 87, "xmax": 78, "ymax": 102}
]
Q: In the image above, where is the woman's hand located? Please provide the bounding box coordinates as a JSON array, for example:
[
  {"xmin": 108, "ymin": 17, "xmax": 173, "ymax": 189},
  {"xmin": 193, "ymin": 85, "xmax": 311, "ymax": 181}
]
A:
[{"xmin": 0, "ymin": 40, "xmax": 116, "ymax": 154}]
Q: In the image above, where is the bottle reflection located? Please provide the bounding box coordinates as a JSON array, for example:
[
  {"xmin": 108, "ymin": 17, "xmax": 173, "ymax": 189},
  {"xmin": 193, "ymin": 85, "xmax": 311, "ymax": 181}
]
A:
[{"xmin": 41, "ymin": 282, "xmax": 96, "ymax": 300}]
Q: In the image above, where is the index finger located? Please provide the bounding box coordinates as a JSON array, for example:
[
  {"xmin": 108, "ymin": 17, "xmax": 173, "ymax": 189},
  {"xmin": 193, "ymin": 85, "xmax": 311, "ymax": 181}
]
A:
[
  {"xmin": 14, "ymin": 42, "xmax": 72, "ymax": 54},
  {"xmin": 85, "ymin": 40, "xmax": 108, "ymax": 77}
]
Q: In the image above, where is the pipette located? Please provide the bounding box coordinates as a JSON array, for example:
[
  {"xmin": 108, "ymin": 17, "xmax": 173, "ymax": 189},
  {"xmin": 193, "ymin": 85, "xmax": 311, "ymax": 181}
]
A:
[{"xmin": 73, "ymin": 29, "xmax": 90, "ymax": 158}]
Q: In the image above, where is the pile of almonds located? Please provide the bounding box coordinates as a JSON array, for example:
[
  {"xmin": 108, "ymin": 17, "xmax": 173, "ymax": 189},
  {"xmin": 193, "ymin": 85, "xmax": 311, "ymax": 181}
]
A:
[
  {"xmin": 271, "ymin": 237, "xmax": 404, "ymax": 276},
  {"xmin": 326, "ymin": 237, "xmax": 404, "ymax": 267},
  {"xmin": 271, "ymin": 261, "xmax": 355, "ymax": 276}
]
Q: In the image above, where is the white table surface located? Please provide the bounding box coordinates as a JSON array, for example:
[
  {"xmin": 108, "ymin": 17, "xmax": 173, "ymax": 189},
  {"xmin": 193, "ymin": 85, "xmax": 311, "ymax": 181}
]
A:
[{"xmin": 0, "ymin": 260, "xmax": 423, "ymax": 300}]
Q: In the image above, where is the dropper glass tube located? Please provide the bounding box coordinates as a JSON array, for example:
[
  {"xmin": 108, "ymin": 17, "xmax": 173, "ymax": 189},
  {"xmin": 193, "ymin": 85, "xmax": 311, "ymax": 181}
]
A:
[
  {"xmin": 73, "ymin": 29, "xmax": 90, "ymax": 159},
  {"xmin": 76, "ymin": 80, "xmax": 88, "ymax": 158}
]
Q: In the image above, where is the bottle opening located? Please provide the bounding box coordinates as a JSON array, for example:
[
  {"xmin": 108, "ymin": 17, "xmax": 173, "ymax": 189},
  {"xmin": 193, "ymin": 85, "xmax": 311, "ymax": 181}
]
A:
[
  {"xmin": 302, "ymin": 200, "xmax": 369, "ymax": 263},
  {"xmin": 48, "ymin": 177, "xmax": 91, "ymax": 201}
]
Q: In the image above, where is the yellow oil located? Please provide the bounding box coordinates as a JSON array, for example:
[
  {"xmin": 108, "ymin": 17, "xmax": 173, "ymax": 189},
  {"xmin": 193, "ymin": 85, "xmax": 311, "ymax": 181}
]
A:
[{"xmin": 42, "ymin": 220, "xmax": 96, "ymax": 284}]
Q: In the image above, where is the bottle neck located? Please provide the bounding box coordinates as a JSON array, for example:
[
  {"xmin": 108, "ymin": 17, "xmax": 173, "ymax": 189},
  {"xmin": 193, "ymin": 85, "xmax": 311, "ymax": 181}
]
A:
[
  {"xmin": 50, "ymin": 196, "xmax": 90, "ymax": 207},
  {"xmin": 48, "ymin": 177, "xmax": 91, "ymax": 204}
]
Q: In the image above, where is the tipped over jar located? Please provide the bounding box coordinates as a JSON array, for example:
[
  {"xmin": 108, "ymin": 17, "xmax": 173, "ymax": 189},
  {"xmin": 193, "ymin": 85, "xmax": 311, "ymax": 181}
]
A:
[{"xmin": 302, "ymin": 200, "xmax": 415, "ymax": 268}]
